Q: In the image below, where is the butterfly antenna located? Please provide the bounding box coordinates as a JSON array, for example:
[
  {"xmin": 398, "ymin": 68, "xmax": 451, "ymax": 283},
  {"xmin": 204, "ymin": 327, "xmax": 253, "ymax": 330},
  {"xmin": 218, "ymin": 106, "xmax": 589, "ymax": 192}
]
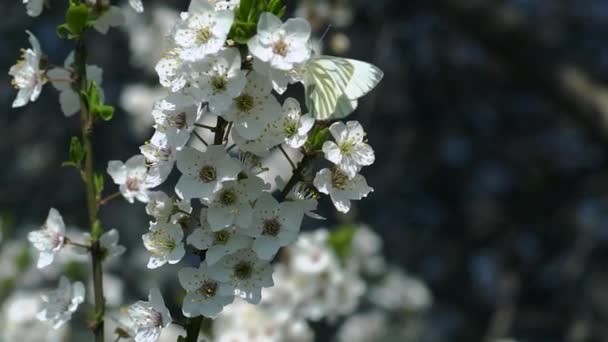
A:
[{"xmin": 320, "ymin": 25, "xmax": 332, "ymax": 43}]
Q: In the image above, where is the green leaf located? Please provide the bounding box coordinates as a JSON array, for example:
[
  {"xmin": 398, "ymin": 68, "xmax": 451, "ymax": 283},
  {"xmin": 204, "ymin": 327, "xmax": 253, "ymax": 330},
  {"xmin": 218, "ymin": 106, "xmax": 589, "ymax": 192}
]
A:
[
  {"xmin": 66, "ymin": 3, "xmax": 89, "ymax": 35},
  {"xmin": 57, "ymin": 1, "xmax": 92, "ymax": 39},
  {"xmin": 97, "ymin": 104, "xmax": 114, "ymax": 121},
  {"xmin": 93, "ymin": 172, "xmax": 104, "ymax": 197},
  {"xmin": 82, "ymin": 81, "xmax": 115, "ymax": 121},
  {"xmin": 65, "ymin": 136, "xmax": 85, "ymax": 168},
  {"xmin": 305, "ymin": 126, "xmax": 330, "ymax": 153},
  {"xmin": 228, "ymin": 0, "xmax": 286, "ymax": 43},
  {"xmin": 327, "ymin": 225, "xmax": 357, "ymax": 261}
]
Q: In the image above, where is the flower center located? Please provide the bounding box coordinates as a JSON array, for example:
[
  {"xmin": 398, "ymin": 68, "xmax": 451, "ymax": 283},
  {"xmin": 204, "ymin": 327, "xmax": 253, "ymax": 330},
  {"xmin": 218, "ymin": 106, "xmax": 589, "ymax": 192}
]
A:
[
  {"xmin": 235, "ymin": 94, "xmax": 254, "ymax": 112},
  {"xmin": 218, "ymin": 189, "xmax": 237, "ymax": 206},
  {"xmin": 339, "ymin": 141, "xmax": 355, "ymax": 156},
  {"xmin": 210, "ymin": 75, "xmax": 227, "ymax": 93},
  {"xmin": 284, "ymin": 121, "xmax": 297, "ymax": 137},
  {"xmin": 272, "ymin": 38, "xmax": 289, "ymax": 57},
  {"xmin": 262, "ymin": 218, "xmax": 281, "ymax": 236},
  {"xmin": 199, "ymin": 165, "xmax": 217, "ymax": 183},
  {"xmin": 331, "ymin": 169, "xmax": 348, "ymax": 190},
  {"xmin": 172, "ymin": 112, "xmax": 187, "ymax": 129},
  {"xmin": 197, "ymin": 280, "xmax": 218, "ymax": 299},
  {"xmin": 197, "ymin": 27, "xmax": 213, "ymax": 44},
  {"xmin": 126, "ymin": 177, "xmax": 140, "ymax": 192},
  {"xmin": 213, "ymin": 230, "xmax": 230, "ymax": 245},
  {"xmin": 150, "ymin": 230, "xmax": 176, "ymax": 255},
  {"xmin": 234, "ymin": 261, "xmax": 252, "ymax": 280}
]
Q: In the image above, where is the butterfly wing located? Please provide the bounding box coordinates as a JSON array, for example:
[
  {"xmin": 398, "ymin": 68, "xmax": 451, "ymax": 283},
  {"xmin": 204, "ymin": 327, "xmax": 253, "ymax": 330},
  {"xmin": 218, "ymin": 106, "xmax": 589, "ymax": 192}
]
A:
[{"xmin": 305, "ymin": 56, "xmax": 383, "ymax": 120}]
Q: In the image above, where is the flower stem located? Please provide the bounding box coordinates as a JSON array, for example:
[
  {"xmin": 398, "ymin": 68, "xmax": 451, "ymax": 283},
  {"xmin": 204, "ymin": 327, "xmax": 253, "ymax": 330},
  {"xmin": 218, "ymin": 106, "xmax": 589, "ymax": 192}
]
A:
[
  {"xmin": 182, "ymin": 117, "xmax": 227, "ymax": 342},
  {"xmin": 279, "ymin": 153, "xmax": 313, "ymax": 201},
  {"xmin": 75, "ymin": 37, "xmax": 105, "ymax": 342},
  {"xmin": 98, "ymin": 191, "xmax": 121, "ymax": 206},
  {"xmin": 185, "ymin": 316, "xmax": 203, "ymax": 342},
  {"xmin": 278, "ymin": 145, "xmax": 296, "ymax": 170}
]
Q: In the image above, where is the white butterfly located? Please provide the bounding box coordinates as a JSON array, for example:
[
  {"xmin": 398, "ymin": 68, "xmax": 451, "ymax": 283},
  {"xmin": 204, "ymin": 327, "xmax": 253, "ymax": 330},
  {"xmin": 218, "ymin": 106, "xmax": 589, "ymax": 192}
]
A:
[{"xmin": 304, "ymin": 56, "xmax": 383, "ymax": 120}]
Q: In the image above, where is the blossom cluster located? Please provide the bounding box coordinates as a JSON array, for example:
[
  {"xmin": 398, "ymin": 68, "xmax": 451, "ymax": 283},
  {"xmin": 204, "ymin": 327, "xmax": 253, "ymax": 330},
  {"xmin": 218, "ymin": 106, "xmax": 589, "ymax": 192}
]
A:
[
  {"xmin": 11, "ymin": 0, "xmax": 381, "ymax": 339},
  {"xmin": 96, "ymin": 0, "xmax": 379, "ymax": 326}
]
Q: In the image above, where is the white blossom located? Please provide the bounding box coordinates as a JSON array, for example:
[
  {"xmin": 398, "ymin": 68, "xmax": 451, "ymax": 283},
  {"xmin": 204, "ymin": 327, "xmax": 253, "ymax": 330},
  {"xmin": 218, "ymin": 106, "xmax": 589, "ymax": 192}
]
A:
[
  {"xmin": 248, "ymin": 13, "xmax": 311, "ymax": 71},
  {"xmin": 23, "ymin": 0, "xmax": 44, "ymax": 17},
  {"xmin": 174, "ymin": 3, "xmax": 234, "ymax": 61},
  {"xmin": 127, "ymin": 288, "xmax": 172, "ymax": 342},
  {"xmin": 370, "ymin": 268, "xmax": 432, "ymax": 312},
  {"xmin": 9, "ymin": 31, "xmax": 45, "ymax": 108},
  {"xmin": 322, "ymin": 121, "xmax": 375, "ymax": 178},
  {"xmin": 313, "ymin": 168, "xmax": 373, "ymax": 213},
  {"xmin": 129, "ymin": 0, "xmax": 144, "ymax": 13},
  {"xmin": 107, "ymin": 155, "xmax": 152, "ymax": 203},
  {"xmin": 244, "ymin": 193, "xmax": 304, "ymax": 260},
  {"xmin": 151, "ymin": 94, "xmax": 201, "ymax": 149},
  {"xmin": 145, "ymin": 190, "xmax": 192, "ymax": 224},
  {"xmin": 175, "ymin": 145, "xmax": 241, "ymax": 201},
  {"xmin": 1, "ymin": 291, "xmax": 67, "ymax": 342},
  {"xmin": 202, "ymin": 176, "xmax": 268, "ymax": 230},
  {"xmin": 222, "ymin": 71, "xmax": 281, "ymax": 140},
  {"xmin": 209, "ymin": 249, "xmax": 274, "ymax": 304},
  {"xmin": 93, "ymin": 6, "xmax": 125, "ymax": 34},
  {"xmin": 190, "ymin": 0, "xmax": 241, "ymax": 11},
  {"xmin": 140, "ymin": 131, "xmax": 176, "ymax": 187},
  {"xmin": 187, "ymin": 210, "xmax": 252, "ymax": 265},
  {"xmin": 178, "ymin": 263, "xmax": 234, "ymax": 318},
  {"xmin": 36, "ymin": 276, "xmax": 85, "ymax": 329},
  {"xmin": 28, "ymin": 208, "xmax": 66, "ymax": 269},
  {"xmin": 47, "ymin": 52, "xmax": 103, "ymax": 117},
  {"xmin": 142, "ymin": 221, "xmax": 185, "ymax": 269},
  {"xmin": 189, "ymin": 48, "xmax": 246, "ymax": 113},
  {"xmin": 155, "ymin": 46, "xmax": 188, "ymax": 92},
  {"xmin": 276, "ymin": 97, "xmax": 315, "ymax": 148}
]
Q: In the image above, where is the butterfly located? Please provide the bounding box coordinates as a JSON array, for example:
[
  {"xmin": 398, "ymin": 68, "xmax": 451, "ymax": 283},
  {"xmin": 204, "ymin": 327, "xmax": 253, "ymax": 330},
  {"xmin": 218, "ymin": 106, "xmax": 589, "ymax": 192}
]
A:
[{"xmin": 303, "ymin": 56, "xmax": 383, "ymax": 120}]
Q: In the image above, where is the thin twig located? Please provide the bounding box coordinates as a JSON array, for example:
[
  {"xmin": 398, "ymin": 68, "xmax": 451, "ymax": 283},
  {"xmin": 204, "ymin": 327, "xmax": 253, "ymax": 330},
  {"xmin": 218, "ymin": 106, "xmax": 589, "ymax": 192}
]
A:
[
  {"xmin": 194, "ymin": 123, "xmax": 215, "ymax": 130},
  {"xmin": 98, "ymin": 191, "xmax": 121, "ymax": 206},
  {"xmin": 193, "ymin": 130, "xmax": 209, "ymax": 146},
  {"xmin": 75, "ymin": 36, "xmax": 105, "ymax": 342},
  {"xmin": 278, "ymin": 145, "xmax": 296, "ymax": 170}
]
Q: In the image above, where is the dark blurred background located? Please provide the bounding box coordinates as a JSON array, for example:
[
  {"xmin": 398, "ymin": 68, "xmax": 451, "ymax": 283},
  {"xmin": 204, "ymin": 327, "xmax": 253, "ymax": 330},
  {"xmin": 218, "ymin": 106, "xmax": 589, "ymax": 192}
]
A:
[{"xmin": 3, "ymin": 0, "xmax": 608, "ymax": 341}]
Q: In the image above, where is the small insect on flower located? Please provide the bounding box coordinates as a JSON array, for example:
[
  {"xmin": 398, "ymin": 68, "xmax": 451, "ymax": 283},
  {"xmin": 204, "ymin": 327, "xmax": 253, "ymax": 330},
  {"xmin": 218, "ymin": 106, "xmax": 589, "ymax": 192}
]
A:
[
  {"xmin": 28, "ymin": 208, "xmax": 66, "ymax": 269},
  {"xmin": 36, "ymin": 276, "xmax": 85, "ymax": 330}
]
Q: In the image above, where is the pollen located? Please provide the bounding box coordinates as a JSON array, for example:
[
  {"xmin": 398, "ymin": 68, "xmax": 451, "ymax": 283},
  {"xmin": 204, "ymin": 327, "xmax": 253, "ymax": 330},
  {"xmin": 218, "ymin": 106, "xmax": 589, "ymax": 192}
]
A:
[{"xmin": 199, "ymin": 165, "xmax": 217, "ymax": 183}]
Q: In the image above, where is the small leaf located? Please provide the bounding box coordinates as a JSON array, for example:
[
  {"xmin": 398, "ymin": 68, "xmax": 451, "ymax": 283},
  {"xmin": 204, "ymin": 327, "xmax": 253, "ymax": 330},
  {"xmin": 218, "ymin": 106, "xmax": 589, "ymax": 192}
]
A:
[
  {"xmin": 94, "ymin": 172, "xmax": 104, "ymax": 197},
  {"xmin": 67, "ymin": 136, "xmax": 85, "ymax": 168},
  {"xmin": 97, "ymin": 105, "xmax": 114, "ymax": 121},
  {"xmin": 83, "ymin": 81, "xmax": 115, "ymax": 121},
  {"xmin": 66, "ymin": 3, "xmax": 90, "ymax": 36},
  {"xmin": 305, "ymin": 126, "xmax": 330, "ymax": 153}
]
